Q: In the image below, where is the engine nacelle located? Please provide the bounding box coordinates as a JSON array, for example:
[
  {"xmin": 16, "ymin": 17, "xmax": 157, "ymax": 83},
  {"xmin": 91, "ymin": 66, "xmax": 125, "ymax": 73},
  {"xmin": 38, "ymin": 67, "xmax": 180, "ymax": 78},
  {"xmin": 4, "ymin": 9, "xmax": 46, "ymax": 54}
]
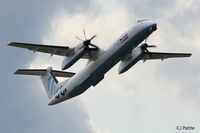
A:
[
  {"xmin": 61, "ymin": 48, "xmax": 86, "ymax": 70},
  {"xmin": 118, "ymin": 47, "xmax": 143, "ymax": 74}
]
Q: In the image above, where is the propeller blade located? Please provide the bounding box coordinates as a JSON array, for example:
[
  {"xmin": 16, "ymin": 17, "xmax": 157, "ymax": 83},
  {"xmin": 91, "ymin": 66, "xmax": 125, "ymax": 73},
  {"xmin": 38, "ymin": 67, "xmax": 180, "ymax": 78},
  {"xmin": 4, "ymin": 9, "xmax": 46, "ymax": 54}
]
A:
[
  {"xmin": 83, "ymin": 29, "xmax": 86, "ymax": 40},
  {"xmin": 89, "ymin": 43, "xmax": 98, "ymax": 49},
  {"xmin": 90, "ymin": 35, "xmax": 97, "ymax": 41},
  {"xmin": 147, "ymin": 45, "xmax": 157, "ymax": 48},
  {"xmin": 145, "ymin": 48, "xmax": 149, "ymax": 53},
  {"xmin": 75, "ymin": 36, "xmax": 83, "ymax": 41},
  {"xmin": 144, "ymin": 38, "xmax": 148, "ymax": 43},
  {"xmin": 141, "ymin": 43, "xmax": 157, "ymax": 49}
]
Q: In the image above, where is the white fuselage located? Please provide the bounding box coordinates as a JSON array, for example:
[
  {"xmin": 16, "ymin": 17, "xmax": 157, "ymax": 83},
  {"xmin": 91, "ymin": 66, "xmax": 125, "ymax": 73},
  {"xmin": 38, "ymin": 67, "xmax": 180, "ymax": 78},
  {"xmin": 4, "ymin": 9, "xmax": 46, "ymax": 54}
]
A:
[{"xmin": 48, "ymin": 21, "xmax": 157, "ymax": 105}]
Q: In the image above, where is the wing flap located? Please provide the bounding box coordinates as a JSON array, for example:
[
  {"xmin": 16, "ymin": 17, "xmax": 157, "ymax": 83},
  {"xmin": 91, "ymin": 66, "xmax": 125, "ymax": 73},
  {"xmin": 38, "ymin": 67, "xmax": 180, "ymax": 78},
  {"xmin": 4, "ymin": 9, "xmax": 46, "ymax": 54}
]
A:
[
  {"xmin": 8, "ymin": 42, "xmax": 71, "ymax": 56},
  {"xmin": 141, "ymin": 52, "xmax": 192, "ymax": 61},
  {"xmin": 14, "ymin": 69, "xmax": 75, "ymax": 78}
]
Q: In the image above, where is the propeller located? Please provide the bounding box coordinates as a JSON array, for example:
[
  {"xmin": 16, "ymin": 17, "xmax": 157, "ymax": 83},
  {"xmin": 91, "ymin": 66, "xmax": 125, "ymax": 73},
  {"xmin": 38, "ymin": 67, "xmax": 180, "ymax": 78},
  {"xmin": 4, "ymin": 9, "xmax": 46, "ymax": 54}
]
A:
[
  {"xmin": 75, "ymin": 29, "xmax": 98, "ymax": 50},
  {"xmin": 140, "ymin": 38, "xmax": 157, "ymax": 56}
]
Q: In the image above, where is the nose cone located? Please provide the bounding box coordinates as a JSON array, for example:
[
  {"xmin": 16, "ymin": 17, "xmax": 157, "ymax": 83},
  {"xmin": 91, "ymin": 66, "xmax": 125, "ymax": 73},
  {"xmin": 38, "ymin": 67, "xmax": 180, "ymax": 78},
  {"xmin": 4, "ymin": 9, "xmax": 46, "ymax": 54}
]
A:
[
  {"xmin": 151, "ymin": 23, "xmax": 157, "ymax": 31},
  {"xmin": 148, "ymin": 22, "xmax": 157, "ymax": 33}
]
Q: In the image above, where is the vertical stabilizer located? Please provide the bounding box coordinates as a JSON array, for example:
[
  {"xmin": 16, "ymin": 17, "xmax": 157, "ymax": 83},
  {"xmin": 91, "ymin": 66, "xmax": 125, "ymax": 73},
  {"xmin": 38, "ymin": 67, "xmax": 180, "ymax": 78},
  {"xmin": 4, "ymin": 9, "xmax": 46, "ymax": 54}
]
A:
[{"xmin": 40, "ymin": 67, "xmax": 61, "ymax": 99}]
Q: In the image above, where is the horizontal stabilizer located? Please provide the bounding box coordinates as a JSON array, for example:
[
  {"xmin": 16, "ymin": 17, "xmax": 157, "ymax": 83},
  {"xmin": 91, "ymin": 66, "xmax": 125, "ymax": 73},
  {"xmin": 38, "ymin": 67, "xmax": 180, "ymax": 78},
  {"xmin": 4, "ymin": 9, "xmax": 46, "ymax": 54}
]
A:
[{"xmin": 14, "ymin": 69, "xmax": 75, "ymax": 78}]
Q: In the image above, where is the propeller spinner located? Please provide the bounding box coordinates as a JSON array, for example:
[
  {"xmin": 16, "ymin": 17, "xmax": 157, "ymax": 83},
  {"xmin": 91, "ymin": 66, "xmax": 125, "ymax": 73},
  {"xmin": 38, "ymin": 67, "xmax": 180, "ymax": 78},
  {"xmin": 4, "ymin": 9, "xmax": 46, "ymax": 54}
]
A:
[{"xmin": 140, "ymin": 38, "xmax": 157, "ymax": 55}]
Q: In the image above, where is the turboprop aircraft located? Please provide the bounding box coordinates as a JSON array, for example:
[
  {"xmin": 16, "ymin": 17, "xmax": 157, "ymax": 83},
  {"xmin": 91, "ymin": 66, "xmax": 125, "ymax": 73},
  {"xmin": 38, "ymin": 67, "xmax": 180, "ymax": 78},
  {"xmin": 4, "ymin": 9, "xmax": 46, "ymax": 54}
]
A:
[{"xmin": 9, "ymin": 19, "xmax": 191, "ymax": 105}]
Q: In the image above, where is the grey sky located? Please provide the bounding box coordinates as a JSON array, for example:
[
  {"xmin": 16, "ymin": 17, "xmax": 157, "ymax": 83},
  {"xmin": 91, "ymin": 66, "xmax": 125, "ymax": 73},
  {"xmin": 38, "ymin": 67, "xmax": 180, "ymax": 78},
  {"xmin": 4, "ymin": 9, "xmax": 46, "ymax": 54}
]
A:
[{"xmin": 0, "ymin": 0, "xmax": 99, "ymax": 133}]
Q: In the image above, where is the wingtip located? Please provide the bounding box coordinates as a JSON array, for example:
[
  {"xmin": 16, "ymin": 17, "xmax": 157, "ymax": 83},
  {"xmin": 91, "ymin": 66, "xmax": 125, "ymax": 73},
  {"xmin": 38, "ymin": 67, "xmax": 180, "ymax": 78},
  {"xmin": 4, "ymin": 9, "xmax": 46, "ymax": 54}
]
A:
[
  {"xmin": 186, "ymin": 53, "xmax": 192, "ymax": 57},
  {"xmin": 14, "ymin": 69, "xmax": 20, "ymax": 75},
  {"xmin": 8, "ymin": 42, "xmax": 16, "ymax": 46},
  {"xmin": 7, "ymin": 42, "xmax": 12, "ymax": 46}
]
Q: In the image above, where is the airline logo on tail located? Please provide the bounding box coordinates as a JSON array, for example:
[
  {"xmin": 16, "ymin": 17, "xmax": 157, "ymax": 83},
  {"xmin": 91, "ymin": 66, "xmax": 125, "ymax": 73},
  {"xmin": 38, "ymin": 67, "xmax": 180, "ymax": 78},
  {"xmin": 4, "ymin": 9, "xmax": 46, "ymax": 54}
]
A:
[
  {"xmin": 47, "ymin": 75, "xmax": 61, "ymax": 97},
  {"xmin": 48, "ymin": 74, "xmax": 68, "ymax": 99}
]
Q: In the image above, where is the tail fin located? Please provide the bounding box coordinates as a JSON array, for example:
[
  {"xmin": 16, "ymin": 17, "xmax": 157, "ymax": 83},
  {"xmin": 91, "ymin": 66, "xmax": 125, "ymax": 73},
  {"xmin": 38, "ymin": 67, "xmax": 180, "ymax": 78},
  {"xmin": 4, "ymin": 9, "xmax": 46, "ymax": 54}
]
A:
[
  {"xmin": 14, "ymin": 67, "xmax": 75, "ymax": 99},
  {"xmin": 40, "ymin": 67, "xmax": 60, "ymax": 99}
]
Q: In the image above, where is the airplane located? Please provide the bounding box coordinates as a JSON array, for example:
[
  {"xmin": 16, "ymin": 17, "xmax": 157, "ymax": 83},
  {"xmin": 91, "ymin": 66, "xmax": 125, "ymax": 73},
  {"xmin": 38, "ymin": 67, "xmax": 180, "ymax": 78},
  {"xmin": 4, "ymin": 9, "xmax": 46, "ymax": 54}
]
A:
[{"xmin": 8, "ymin": 19, "xmax": 192, "ymax": 105}]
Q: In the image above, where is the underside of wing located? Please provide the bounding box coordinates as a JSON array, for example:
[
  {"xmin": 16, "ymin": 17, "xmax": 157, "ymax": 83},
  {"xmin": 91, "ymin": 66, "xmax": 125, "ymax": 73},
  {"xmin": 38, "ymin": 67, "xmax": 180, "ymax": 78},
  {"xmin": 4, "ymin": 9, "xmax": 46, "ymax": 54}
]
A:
[
  {"xmin": 8, "ymin": 42, "xmax": 72, "ymax": 56},
  {"xmin": 8, "ymin": 42, "xmax": 100, "ymax": 59},
  {"xmin": 141, "ymin": 52, "xmax": 192, "ymax": 61},
  {"xmin": 14, "ymin": 69, "xmax": 75, "ymax": 78}
]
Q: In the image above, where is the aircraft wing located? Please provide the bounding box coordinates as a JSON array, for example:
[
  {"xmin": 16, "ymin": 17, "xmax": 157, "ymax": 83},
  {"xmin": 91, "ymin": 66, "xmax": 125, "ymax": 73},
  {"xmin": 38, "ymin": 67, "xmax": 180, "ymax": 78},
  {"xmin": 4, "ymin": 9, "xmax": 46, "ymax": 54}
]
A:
[
  {"xmin": 141, "ymin": 52, "xmax": 192, "ymax": 61},
  {"xmin": 8, "ymin": 42, "xmax": 72, "ymax": 56},
  {"xmin": 8, "ymin": 42, "xmax": 99, "ymax": 59}
]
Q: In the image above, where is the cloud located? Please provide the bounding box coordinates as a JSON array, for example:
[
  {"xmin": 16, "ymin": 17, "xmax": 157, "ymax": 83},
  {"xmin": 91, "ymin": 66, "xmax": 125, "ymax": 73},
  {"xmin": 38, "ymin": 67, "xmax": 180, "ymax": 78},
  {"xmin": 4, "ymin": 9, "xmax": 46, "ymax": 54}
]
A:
[{"xmin": 2, "ymin": 0, "xmax": 200, "ymax": 133}]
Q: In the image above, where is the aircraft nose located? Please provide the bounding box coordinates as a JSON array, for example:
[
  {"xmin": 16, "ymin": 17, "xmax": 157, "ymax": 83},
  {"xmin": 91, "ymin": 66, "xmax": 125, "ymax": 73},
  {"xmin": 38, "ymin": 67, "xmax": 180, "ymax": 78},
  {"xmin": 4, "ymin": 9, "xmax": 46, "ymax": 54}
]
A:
[
  {"xmin": 149, "ymin": 23, "xmax": 157, "ymax": 32},
  {"xmin": 151, "ymin": 23, "xmax": 157, "ymax": 31}
]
